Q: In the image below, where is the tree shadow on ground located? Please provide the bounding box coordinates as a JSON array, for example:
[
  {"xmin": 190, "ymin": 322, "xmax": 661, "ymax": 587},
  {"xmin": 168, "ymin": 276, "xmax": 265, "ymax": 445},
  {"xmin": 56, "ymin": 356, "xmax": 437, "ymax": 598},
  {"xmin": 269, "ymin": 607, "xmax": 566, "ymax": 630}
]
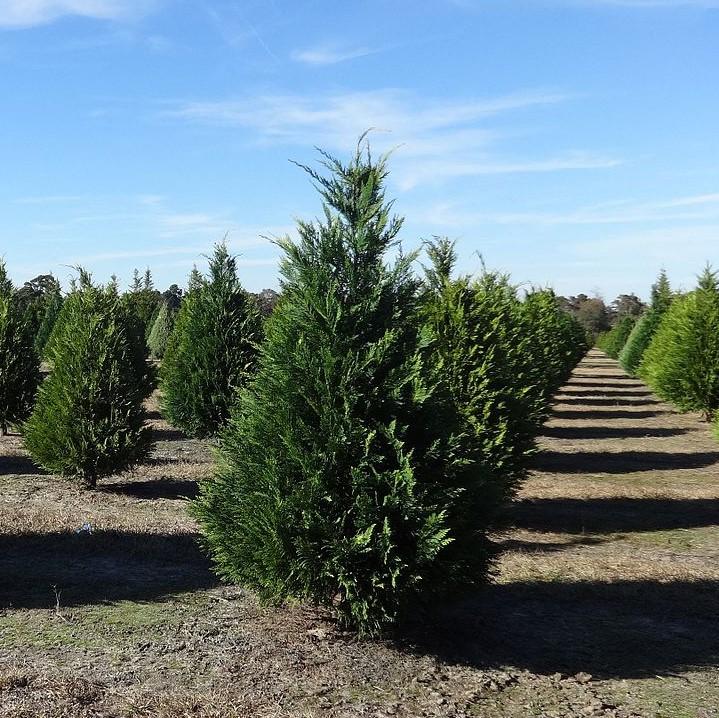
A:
[
  {"xmin": 494, "ymin": 535, "xmax": 606, "ymax": 552},
  {"xmin": 507, "ymin": 496, "xmax": 719, "ymax": 533},
  {"xmin": 0, "ymin": 454, "xmax": 44, "ymax": 477},
  {"xmin": 152, "ymin": 427, "xmax": 187, "ymax": 442},
  {"xmin": 556, "ymin": 388, "xmax": 653, "ymax": 397},
  {"xmin": 101, "ymin": 478, "xmax": 199, "ymax": 500},
  {"xmin": 567, "ymin": 381, "xmax": 644, "ymax": 389},
  {"xmin": 574, "ymin": 373, "xmax": 629, "ymax": 380},
  {"xmin": 540, "ymin": 426, "xmax": 693, "ymax": 440},
  {"xmin": 0, "ymin": 530, "xmax": 217, "ymax": 609},
  {"xmin": 553, "ymin": 397, "xmax": 660, "ymax": 407},
  {"xmin": 551, "ymin": 409, "xmax": 671, "ymax": 420},
  {"xmin": 533, "ymin": 450, "xmax": 719, "ymax": 474},
  {"xmin": 405, "ymin": 578, "xmax": 719, "ymax": 679}
]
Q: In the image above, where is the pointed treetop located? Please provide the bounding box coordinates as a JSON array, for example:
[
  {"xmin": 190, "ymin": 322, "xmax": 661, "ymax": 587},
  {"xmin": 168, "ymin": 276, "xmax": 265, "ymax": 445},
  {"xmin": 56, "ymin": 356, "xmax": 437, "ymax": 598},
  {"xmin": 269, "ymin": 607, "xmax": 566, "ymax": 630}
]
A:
[
  {"xmin": 130, "ymin": 268, "xmax": 142, "ymax": 293},
  {"xmin": 291, "ymin": 136, "xmax": 403, "ymax": 253},
  {"xmin": 650, "ymin": 269, "xmax": 672, "ymax": 312},
  {"xmin": 187, "ymin": 264, "xmax": 205, "ymax": 293},
  {"xmin": 697, "ymin": 263, "xmax": 718, "ymax": 293},
  {"xmin": 143, "ymin": 268, "xmax": 154, "ymax": 292},
  {"xmin": 423, "ymin": 237, "xmax": 457, "ymax": 291},
  {"xmin": 0, "ymin": 258, "xmax": 12, "ymax": 296},
  {"xmin": 207, "ymin": 242, "xmax": 238, "ymax": 286}
]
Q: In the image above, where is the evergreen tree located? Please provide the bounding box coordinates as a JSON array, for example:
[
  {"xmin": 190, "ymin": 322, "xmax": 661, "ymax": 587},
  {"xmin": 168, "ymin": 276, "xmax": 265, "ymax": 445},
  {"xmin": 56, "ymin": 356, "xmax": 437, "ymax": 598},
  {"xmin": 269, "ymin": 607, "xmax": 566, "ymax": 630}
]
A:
[
  {"xmin": 651, "ymin": 269, "xmax": 672, "ymax": 313},
  {"xmin": 619, "ymin": 270, "xmax": 673, "ymax": 376},
  {"xmin": 124, "ymin": 268, "xmax": 161, "ymax": 338},
  {"xmin": 640, "ymin": 267, "xmax": 719, "ymax": 419},
  {"xmin": 148, "ymin": 301, "xmax": 176, "ymax": 359},
  {"xmin": 187, "ymin": 265, "xmax": 205, "ymax": 293},
  {"xmin": 596, "ymin": 315, "xmax": 636, "ymax": 359},
  {"xmin": 24, "ymin": 272, "xmax": 154, "ymax": 486},
  {"xmin": 194, "ymin": 144, "xmax": 500, "ymax": 635},
  {"xmin": 0, "ymin": 261, "xmax": 40, "ymax": 435},
  {"xmin": 421, "ymin": 239, "xmax": 538, "ymax": 503},
  {"xmin": 160, "ymin": 244, "xmax": 261, "ymax": 438}
]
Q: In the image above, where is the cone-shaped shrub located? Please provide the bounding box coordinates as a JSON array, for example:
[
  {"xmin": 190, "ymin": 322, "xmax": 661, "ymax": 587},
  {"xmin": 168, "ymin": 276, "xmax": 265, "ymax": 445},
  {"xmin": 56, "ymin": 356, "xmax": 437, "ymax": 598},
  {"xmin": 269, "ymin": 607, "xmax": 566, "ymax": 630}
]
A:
[
  {"xmin": 194, "ymin": 143, "xmax": 492, "ymax": 635},
  {"xmin": 640, "ymin": 267, "xmax": 719, "ymax": 419},
  {"xmin": 148, "ymin": 301, "xmax": 176, "ymax": 360},
  {"xmin": 421, "ymin": 239, "xmax": 538, "ymax": 502},
  {"xmin": 0, "ymin": 261, "xmax": 40, "ymax": 435},
  {"xmin": 619, "ymin": 270, "xmax": 672, "ymax": 376},
  {"xmin": 24, "ymin": 272, "xmax": 154, "ymax": 487},
  {"xmin": 160, "ymin": 245, "xmax": 261, "ymax": 438},
  {"xmin": 596, "ymin": 315, "xmax": 636, "ymax": 359}
]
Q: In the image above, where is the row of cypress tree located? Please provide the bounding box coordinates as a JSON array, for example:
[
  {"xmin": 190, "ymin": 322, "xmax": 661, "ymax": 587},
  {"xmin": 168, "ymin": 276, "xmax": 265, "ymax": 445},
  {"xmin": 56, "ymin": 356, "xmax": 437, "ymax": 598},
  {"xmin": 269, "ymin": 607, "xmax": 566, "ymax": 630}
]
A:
[
  {"xmin": 0, "ymin": 141, "xmax": 588, "ymax": 632},
  {"xmin": 598, "ymin": 267, "xmax": 719, "ymax": 424},
  {"xmin": 639, "ymin": 267, "xmax": 719, "ymax": 421}
]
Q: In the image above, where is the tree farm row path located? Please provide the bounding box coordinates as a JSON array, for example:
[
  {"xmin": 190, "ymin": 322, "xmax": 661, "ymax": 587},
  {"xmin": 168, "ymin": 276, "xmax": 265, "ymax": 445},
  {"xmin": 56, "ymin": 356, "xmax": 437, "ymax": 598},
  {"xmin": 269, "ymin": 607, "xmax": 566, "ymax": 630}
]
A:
[{"xmin": 1, "ymin": 349, "xmax": 718, "ymax": 717}]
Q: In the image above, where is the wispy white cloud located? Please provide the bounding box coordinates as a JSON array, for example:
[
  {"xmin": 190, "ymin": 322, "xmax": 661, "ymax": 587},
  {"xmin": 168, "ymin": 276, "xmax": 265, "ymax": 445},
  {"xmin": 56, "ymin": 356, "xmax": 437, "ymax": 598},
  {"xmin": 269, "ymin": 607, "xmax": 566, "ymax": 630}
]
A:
[
  {"xmin": 0, "ymin": 1, "xmax": 159, "ymax": 29},
  {"xmin": 169, "ymin": 88, "xmax": 618, "ymax": 189},
  {"xmin": 416, "ymin": 192, "xmax": 719, "ymax": 228},
  {"xmin": 291, "ymin": 43, "xmax": 379, "ymax": 66},
  {"xmin": 397, "ymin": 153, "xmax": 621, "ymax": 190}
]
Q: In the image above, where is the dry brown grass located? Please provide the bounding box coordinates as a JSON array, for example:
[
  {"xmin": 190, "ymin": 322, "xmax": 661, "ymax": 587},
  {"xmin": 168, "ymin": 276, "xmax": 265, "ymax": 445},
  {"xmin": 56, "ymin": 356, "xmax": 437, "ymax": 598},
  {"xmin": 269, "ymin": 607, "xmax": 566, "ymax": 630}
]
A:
[{"xmin": 1, "ymin": 355, "xmax": 718, "ymax": 717}]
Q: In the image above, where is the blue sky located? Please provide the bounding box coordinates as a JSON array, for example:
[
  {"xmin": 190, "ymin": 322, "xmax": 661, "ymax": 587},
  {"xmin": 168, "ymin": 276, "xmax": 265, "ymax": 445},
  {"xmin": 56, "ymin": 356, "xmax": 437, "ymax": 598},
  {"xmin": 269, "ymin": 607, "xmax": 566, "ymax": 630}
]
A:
[{"xmin": 1, "ymin": 0, "xmax": 717, "ymax": 300}]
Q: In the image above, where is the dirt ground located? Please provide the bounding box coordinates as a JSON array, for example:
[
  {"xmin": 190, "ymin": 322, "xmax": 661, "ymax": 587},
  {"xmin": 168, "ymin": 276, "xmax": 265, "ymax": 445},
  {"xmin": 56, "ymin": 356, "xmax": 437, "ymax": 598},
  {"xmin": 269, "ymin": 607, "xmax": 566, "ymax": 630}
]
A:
[{"xmin": 1, "ymin": 349, "xmax": 718, "ymax": 717}]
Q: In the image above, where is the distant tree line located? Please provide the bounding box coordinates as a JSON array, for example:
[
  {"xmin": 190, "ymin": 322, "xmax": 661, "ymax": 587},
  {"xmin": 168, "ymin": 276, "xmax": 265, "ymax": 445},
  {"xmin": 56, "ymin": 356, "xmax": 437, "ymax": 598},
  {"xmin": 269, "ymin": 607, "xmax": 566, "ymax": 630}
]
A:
[{"xmin": 559, "ymin": 292, "xmax": 646, "ymax": 339}]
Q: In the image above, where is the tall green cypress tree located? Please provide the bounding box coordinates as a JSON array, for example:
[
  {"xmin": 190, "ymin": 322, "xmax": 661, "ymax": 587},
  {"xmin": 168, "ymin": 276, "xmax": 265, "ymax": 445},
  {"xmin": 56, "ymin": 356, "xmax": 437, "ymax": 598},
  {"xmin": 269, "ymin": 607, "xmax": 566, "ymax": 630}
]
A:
[
  {"xmin": 619, "ymin": 270, "xmax": 673, "ymax": 376},
  {"xmin": 194, "ymin": 143, "xmax": 491, "ymax": 634},
  {"xmin": 640, "ymin": 267, "xmax": 719, "ymax": 419},
  {"xmin": 160, "ymin": 244, "xmax": 262, "ymax": 438},
  {"xmin": 24, "ymin": 273, "xmax": 154, "ymax": 486},
  {"xmin": 0, "ymin": 261, "xmax": 40, "ymax": 435},
  {"xmin": 148, "ymin": 301, "xmax": 176, "ymax": 360}
]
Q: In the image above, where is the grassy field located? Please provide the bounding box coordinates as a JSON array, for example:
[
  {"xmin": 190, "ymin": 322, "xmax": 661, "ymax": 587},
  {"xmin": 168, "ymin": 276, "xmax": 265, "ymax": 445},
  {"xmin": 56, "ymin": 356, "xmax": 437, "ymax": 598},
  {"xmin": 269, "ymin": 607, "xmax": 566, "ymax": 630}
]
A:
[{"xmin": 1, "ymin": 349, "xmax": 717, "ymax": 717}]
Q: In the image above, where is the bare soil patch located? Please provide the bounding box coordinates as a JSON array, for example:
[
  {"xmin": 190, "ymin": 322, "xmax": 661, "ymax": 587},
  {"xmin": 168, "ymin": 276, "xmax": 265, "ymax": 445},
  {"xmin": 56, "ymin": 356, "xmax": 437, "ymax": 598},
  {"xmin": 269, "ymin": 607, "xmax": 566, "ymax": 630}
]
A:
[{"xmin": 1, "ymin": 350, "xmax": 717, "ymax": 717}]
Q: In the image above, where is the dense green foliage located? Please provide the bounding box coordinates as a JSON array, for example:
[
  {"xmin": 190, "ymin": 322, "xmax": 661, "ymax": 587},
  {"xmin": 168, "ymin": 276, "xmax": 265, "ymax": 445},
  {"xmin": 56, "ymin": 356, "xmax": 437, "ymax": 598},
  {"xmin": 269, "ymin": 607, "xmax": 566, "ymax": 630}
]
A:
[
  {"xmin": 160, "ymin": 245, "xmax": 262, "ymax": 438},
  {"xmin": 596, "ymin": 315, "xmax": 637, "ymax": 359},
  {"xmin": 521, "ymin": 288, "xmax": 589, "ymax": 409},
  {"xmin": 640, "ymin": 268, "xmax": 719, "ymax": 419},
  {"xmin": 0, "ymin": 261, "xmax": 40, "ymax": 435},
  {"xmin": 194, "ymin": 144, "xmax": 587, "ymax": 635},
  {"xmin": 24, "ymin": 274, "xmax": 155, "ymax": 486},
  {"xmin": 35, "ymin": 287, "xmax": 64, "ymax": 356},
  {"xmin": 124, "ymin": 269, "xmax": 162, "ymax": 339},
  {"xmin": 421, "ymin": 241, "xmax": 585, "ymax": 504},
  {"xmin": 619, "ymin": 270, "xmax": 673, "ymax": 376},
  {"xmin": 148, "ymin": 301, "xmax": 176, "ymax": 359}
]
